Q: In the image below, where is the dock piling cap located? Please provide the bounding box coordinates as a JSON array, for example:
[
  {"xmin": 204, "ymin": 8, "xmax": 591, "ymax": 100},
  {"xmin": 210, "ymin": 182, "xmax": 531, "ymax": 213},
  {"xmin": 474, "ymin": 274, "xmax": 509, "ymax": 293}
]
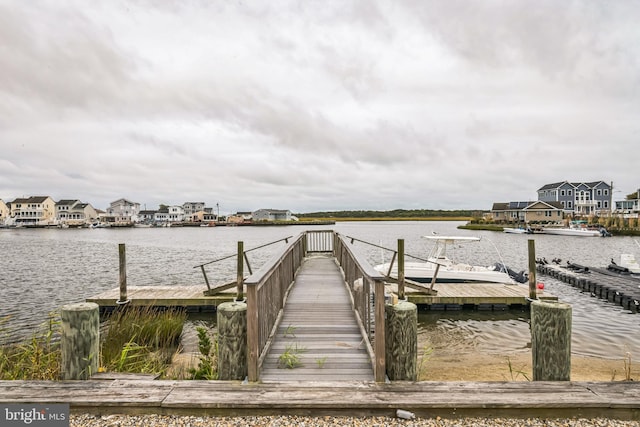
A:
[
  {"xmin": 531, "ymin": 299, "xmax": 571, "ymax": 310},
  {"xmin": 218, "ymin": 301, "xmax": 247, "ymax": 311}
]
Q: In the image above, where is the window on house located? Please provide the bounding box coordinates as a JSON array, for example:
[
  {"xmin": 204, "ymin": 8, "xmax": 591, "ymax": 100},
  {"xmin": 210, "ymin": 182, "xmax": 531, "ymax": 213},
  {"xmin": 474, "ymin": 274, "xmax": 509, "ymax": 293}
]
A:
[
  {"xmin": 597, "ymin": 189, "xmax": 602, "ymax": 196},
  {"xmin": 568, "ymin": 190, "xmax": 572, "ymax": 196},
  {"xmin": 568, "ymin": 201, "xmax": 573, "ymax": 208},
  {"xmin": 561, "ymin": 190, "xmax": 565, "ymax": 196}
]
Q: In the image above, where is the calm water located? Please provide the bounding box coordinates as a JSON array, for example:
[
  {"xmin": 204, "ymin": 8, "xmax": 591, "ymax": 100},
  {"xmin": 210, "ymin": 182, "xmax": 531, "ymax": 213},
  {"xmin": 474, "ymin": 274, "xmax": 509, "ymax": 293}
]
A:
[{"xmin": 1, "ymin": 221, "xmax": 639, "ymax": 359}]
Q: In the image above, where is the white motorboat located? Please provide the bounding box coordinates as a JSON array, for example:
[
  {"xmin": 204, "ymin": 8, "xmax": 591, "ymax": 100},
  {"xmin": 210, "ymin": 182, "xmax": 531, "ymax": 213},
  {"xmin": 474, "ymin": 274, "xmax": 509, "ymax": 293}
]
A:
[
  {"xmin": 375, "ymin": 235, "xmax": 526, "ymax": 285},
  {"xmin": 542, "ymin": 226, "xmax": 602, "ymax": 237},
  {"xmin": 503, "ymin": 227, "xmax": 532, "ymax": 234}
]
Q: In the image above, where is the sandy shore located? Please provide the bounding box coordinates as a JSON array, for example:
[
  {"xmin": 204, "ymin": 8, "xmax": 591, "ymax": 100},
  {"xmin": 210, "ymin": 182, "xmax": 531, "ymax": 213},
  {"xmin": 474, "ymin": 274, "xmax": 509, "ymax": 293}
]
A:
[{"xmin": 421, "ymin": 352, "xmax": 637, "ymax": 382}]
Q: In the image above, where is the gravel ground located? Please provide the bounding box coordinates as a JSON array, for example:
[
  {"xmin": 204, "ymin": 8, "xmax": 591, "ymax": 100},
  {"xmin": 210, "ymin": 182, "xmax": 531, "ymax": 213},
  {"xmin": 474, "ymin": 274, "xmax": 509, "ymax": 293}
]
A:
[{"xmin": 70, "ymin": 414, "xmax": 640, "ymax": 426}]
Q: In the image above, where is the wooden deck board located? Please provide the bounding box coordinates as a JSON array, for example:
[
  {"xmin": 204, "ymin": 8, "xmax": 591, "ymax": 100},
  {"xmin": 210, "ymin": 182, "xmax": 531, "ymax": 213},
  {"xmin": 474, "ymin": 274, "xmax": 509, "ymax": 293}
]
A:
[
  {"xmin": 1, "ymin": 380, "xmax": 638, "ymax": 419},
  {"xmin": 261, "ymin": 255, "xmax": 374, "ymax": 382}
]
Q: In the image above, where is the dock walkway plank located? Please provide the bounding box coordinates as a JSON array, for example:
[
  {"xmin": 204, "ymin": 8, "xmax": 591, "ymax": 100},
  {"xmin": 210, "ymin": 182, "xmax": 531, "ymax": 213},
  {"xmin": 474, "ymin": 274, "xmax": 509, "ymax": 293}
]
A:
[{"xmin": 260, "ymin": 255, "xmax": 374, "ymax": 382}]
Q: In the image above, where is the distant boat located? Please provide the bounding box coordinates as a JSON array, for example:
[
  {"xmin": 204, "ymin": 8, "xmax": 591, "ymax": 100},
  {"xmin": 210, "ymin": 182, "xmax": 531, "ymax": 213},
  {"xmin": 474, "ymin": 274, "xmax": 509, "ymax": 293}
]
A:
[
  {"xmin": 375, "ymin": 235, "xmax": 526, "ymax": 284},
  {"xmin": 503, "ymin": 227, "xmax": 532, "ymax": 234},
  {"xmin": 542, "ymin": 221, "xmax": 604, "ymax": 237}
]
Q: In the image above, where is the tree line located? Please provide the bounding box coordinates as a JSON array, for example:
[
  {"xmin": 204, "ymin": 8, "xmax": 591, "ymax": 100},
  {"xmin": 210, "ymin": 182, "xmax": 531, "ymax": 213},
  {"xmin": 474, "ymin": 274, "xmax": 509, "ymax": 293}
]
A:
[{"xmin": 296, "ymin": 209, "xmax": 484, "ymax": 218}]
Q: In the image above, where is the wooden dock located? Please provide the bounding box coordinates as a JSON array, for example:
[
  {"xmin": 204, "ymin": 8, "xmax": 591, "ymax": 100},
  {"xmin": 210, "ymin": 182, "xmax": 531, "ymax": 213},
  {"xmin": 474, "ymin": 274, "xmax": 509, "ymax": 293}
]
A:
[
  {"xmin": 261, "ymin": 256, "xmax": 373, "ymax": 382},
  {"xmin": 86, "ymin": 276, "xmax": 555, "ymax": 315},
  {"xmin": 537, "ymin": 263, "xmax": 640, "ymax": 313},
  {"xmin": 1, "ymin": 379, "xmax": 638, "ymax": 419},
  {"xmin": 398, "ymin": 282, "xmax": 557, "ymax": 310},
  {"xmin": 86, "ymin": 285, "xmax": 235, "ymax": 313}
]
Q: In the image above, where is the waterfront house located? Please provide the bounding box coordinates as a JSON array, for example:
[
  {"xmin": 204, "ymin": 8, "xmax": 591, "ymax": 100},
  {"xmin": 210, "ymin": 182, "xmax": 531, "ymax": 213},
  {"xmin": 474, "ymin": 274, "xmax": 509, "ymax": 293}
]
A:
[
  {"xmin": 252, "ymin": 209, "xmax": 292, "ymax": 222},
  {"xmin": 154, "ymin": 205, "xmax": 185, "ymax": 223},
  {"xmin": 614, "ymin": 190, "xmax": 640, "ymax": 218},
  {"xmin": 537, "ymin": 181, "xmax": 612, "ymax": 216},
  {"xmin": 191, "ymin": 208, "xmax": 217, "ymax": 223},
  {"xmin": 182, "ymin": 202, "xmax": 205, "ymax": 218},
  {"xmin": 491, "ymin": 201, "xmax": 564, "ymax": 224},
  {"xmin": 0, "ymin": 199, "xmax": 8, "ymax": 225},
  {"xmin": 55, "ymin": 200, "xmax": 98, "ymax": 226},
  {"xmin": 138, "ymin": 210, "xmax": 158, "ymax": 223},
  {"xmin": 8, "ymin": 196, "xmax": 56, "ymax": 226},
  {"xmin": 106, "ymin": 198, "xmax": 140, "ymax": 224},
  {"xmin": 227, "ymin": 211, "xmax": 253, "ymax": 224}
]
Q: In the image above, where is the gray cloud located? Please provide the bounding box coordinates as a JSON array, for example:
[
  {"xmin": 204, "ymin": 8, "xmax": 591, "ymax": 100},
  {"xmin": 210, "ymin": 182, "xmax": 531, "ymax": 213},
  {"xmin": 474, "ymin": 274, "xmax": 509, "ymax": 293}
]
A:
[{"xmin": 1, "ymin": 0, "xmax": 639, "ymax": 213}]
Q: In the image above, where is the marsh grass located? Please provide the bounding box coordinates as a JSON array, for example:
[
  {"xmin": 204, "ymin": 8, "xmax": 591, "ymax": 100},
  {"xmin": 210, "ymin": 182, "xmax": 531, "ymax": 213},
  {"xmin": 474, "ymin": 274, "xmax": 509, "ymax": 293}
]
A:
[
  {"xmin": 504, "ymin": 356, "xmax": 530, "ymax": 381},
  {"xmin": 0, "ymin": 314, "xmax": 61, "ymax": 380},
  {"xmin": 100, "ymin": 306, "xmax": 186, "ymax": 374},
  {"xmin": 416, "ymin": 344, "xmax": 433, "ymax": 380}
]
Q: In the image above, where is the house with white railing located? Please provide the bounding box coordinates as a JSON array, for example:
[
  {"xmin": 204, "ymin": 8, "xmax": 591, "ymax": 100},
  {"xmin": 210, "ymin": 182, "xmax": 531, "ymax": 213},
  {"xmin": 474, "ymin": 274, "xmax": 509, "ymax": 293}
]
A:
[
  {"xmin": 9, "ymin": 196, "xmax": 57, "ymax": 226},
  {"xmin": 56, "ymin": 200, "xmax": 99, "ymax": 226},
  {"xmin": 537, "ymin": 181, "xmax": 612, "ymax": 216},
  {"xmin": 154, "ymin": 205, "xmax": 185, "ymax": 223}
]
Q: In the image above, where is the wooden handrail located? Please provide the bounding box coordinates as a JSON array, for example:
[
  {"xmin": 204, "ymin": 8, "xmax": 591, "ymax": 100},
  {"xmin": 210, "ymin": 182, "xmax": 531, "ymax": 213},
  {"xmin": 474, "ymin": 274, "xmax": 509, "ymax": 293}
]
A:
[
  {"xmin": 245, "ymin": 234, "xmax": 306, "ymax": 382},
  {"xmin": 334, "ymin": 233, "xmax": 387, "ymax": 382}
]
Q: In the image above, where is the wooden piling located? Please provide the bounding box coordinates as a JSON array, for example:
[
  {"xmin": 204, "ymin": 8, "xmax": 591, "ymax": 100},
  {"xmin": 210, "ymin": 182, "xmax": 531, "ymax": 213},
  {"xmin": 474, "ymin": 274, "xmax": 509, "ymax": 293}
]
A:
[
  {"xmin": 117, "ymin": 243, "xmax": 129, "ymax": 305},
  {"xmin": 217, "ymin": 301, "xmax": 247, "ymax": 380},
  {"xmin": 397, "ymin": 239, "xmax": 405, "ymax": 301},
  {"xmin": 528, "ymin": 239, "xmax": 537, "ymax": 300},
  {"xmin": 531, "ymin": 300, "xmax": 572, "ymax": 381},
  {"xmin": 236, "ymin": 241, "xmax": 244, "ymax": 301},
  {"xmin": 385, "ymin": 300, "xmax": 417, "ymax": 381},
  {"xmin": 61, "ymin": 302, "xmax": 99, "ymax": 380}
]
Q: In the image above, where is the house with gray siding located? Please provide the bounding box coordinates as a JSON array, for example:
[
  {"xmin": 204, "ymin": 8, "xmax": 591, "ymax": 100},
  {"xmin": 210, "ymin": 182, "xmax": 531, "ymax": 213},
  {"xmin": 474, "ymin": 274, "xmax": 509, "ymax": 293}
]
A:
[
  {"xmin": 537, "ymin": 181, "xmax": 611, "ymax": 216},
  {"xmin": 252, "ymin": 209, "xmax": 292, "ymax": 222},
  {"xmin": 106, "ymin": 198, "xmax": 140, "ymax": 223}
]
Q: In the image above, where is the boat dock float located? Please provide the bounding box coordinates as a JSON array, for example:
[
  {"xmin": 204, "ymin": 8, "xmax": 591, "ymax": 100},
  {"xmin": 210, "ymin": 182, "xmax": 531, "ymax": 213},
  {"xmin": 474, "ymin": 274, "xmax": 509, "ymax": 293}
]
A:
[
  {"xmin": 87, "ymin": 282, "xmax": 557, "ymax": 314},
  {"xmin": 536, "ymin": 264, "xmax": 640, "ymax": 313},
  {"xmin": 392, "ymin": 282, "xmax": 557, "ymax": 311},
  {"xmin": 86, "ymin": 286, "xmax": 236, "ymax": 314}
]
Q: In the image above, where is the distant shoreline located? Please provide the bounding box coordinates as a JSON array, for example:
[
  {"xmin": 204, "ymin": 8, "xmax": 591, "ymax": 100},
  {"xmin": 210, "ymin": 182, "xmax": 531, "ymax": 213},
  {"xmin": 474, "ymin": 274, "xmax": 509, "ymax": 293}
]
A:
[{"xmin": 300, "ymin": 216, "xmax": 473, "ymax": 222}]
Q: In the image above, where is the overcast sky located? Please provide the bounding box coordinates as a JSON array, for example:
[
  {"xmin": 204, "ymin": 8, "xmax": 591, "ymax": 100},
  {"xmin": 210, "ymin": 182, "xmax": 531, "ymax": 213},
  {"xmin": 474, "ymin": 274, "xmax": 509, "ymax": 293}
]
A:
[{"xmin": 1, "ymin": 1, "xmax": 639, "ymax": 214}]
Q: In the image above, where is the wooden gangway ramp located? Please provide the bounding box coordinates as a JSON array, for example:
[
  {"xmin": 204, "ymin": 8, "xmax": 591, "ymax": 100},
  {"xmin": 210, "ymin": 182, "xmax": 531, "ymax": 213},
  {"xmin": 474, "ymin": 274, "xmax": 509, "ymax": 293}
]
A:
[{"xmin": 260, "ymin": 255, "xmax": 374, "ymax": 382}]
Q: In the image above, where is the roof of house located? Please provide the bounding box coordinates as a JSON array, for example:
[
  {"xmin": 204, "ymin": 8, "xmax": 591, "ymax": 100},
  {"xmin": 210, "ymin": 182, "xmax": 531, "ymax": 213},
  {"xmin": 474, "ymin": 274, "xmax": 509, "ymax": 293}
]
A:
[
  {"xmin": 538, "ymin": 181, "xmax": 609, "ymax": 191},
  {"xmin": 492, "ymin": 201, "xmax": 563, "ymax": 211},
  {"xmin": 57, "ymin": 199, "xmax": 79, "ymax": 206},
  {"xmin": 10, "ymin": 196, "xmax": 53, "ymax": 204}
]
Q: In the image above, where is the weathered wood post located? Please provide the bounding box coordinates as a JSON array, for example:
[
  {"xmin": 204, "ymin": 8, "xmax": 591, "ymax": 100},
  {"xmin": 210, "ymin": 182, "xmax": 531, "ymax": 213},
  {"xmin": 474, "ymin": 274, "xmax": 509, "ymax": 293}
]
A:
[
  {"xmin": 117, "ymin": 243, "xmax": 129, "ymax": 305},
  {"xmin": 374, "ymin": 279, "xmax": 386, "ymax": 383},
  {"xmin": 217, "ymin": 301, "xmax": 248, "ymax": 380},
  {"xmin": 385, "ymin": 300, "xmax": 417, "ymax": 381},
  {"xmin": 528, "ymin": 239, "xmax": 537, "ymax": 300},
  {"xmin": 61, "ymin": 302, "xmax": 100, "ymax": 380},
  {"xmin": 531, "ymin": 300, "xmax": 572, "ymax": 381},
  {"xmin": 236, "ymin": 241, "xmax": 244, "ymax": 301},
  {"xmin": 397, "ymin": 239, "xmax": 405, "ymax": 300}
]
